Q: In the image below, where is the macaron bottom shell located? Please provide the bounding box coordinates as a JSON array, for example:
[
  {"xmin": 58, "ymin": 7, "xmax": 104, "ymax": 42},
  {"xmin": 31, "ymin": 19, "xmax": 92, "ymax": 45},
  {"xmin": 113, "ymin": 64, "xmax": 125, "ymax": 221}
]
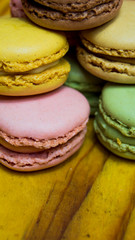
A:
[{"xmin": 94, "ymin": 127, "xmax": 135, "ymax": 160}]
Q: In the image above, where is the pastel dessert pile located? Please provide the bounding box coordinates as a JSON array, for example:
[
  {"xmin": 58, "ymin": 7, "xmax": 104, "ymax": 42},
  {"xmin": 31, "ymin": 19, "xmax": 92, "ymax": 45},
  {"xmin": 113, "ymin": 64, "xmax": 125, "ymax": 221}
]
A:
[
  {"xmin": 0, "ymin": 17, "xmax": 90, "ymax": 171},
  {"xmin": 85, "ymin": 1, "xmax": 135, "ymax": 160},
  {"xmin": 0, "ymin": 0, "xmax": 128, "ymax": 172},
  {"xmin": 10, "ymin": 0, "xmax": 124, "ymax": 116}
]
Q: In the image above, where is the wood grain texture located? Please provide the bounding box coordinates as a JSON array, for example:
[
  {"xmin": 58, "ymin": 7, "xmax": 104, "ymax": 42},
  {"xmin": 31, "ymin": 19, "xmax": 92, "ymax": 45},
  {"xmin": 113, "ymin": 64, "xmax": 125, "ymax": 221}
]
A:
[
  {"xmin": 0, "ymin": 119, "xmax": 109, "ymax": 240},
  {"xmin": 1, "ymin": 1, "xmax": 135, "ymax": 240}
]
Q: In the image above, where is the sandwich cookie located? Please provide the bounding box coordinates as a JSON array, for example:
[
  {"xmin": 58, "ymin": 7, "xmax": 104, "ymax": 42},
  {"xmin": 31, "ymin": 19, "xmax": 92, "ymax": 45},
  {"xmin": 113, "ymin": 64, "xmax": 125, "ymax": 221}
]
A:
[
  {"xmin": 21, "ymin": 0, "xmax": 123, "ymax": 31},
  {"xmin": 77, "ymin": 1, "xmax": 135, "ymax": 84},
  {"xmin": 0, "ymin": 17, "xmax": 70, "ymax": 96},
  {"xmin": 0, "ymin": 86, "xmax": 90, "ymax": 171},
  {"xmin": 65, "ymin": 51, "xmax": 104, "ymax": 115},
  {"xmin": 94, "ymin": 83, "xmax": 135, "ymax": 160}
]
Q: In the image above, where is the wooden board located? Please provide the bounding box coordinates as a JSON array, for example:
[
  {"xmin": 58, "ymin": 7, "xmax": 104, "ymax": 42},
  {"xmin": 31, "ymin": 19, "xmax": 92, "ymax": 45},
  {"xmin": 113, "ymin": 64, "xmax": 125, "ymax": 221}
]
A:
[{"xmin": 1, "ymin": 1, "xmax": 135, "ymax": 240}]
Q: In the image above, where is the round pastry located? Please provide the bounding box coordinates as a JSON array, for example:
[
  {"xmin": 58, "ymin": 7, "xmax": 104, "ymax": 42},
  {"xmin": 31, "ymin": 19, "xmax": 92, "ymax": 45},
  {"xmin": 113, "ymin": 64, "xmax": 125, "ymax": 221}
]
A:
[
  {"xmin": 65, "ymin": 51, "xmax": 104, "ymax": 115},
  {"xmin": 10, "ymin": 0, "xmax": 26, "ymax": 17},
  {"xmin": 21, "ymin": 0, "xmax": 123, "ymax": 31},
  {"xmin": 94, "ymin": 83, "xmax": 135, "ymax": 160},
  {"xmin": 77, "ymin": 1, "xmax": 135, "ymax": 84},
  {"xmin": 0, "ymin": 17, "xmax": 70, "ymax": 96},
  {"xmin": 0, "ymin": 86, "xmax": 90, "ymax": 171}
]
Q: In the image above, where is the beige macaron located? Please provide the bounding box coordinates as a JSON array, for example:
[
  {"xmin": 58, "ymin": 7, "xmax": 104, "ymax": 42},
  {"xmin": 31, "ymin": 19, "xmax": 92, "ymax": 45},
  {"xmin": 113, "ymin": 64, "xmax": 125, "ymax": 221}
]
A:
[{"xmin": 77, "ymin": 1, "xmax": 135, "ymax": 84}]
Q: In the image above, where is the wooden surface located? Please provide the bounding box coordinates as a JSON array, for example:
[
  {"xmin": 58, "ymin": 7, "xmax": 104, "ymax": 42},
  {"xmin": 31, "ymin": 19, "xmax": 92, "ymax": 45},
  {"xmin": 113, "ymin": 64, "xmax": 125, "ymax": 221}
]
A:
[{"xmin": 1, "ymin": 1, "xmax": 135, "ymax": 240}]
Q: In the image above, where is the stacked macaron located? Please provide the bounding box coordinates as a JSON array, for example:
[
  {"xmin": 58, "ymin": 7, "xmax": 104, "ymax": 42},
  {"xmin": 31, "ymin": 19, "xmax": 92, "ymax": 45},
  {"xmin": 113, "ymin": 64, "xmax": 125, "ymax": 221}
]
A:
[
  {"xmin": 78, "ymin": 1, "xmax": 135, "ymax": 160},
  {"xmin": 9, "ymin": 0, "xmax": 124, "ymax": 116},
  {"xmin": 7, "ymin": 0, "xmax": 132, "ymax": 164},
  {"xmin": 0, "ymin": 17, "xmax": 90, "ymax": 171}
]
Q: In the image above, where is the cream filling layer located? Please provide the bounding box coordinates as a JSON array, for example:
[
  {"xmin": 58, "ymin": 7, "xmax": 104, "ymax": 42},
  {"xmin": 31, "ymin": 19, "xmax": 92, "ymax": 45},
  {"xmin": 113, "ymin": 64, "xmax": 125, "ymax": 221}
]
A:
[{"xmin": 0, "ymin": 60, "xmax": 59, "ymax": 76}]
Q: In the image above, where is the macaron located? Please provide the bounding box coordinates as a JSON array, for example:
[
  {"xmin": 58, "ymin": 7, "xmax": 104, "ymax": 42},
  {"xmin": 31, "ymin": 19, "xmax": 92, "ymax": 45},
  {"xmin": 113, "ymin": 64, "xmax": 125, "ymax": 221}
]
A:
[
  {"xmin": 0, "ymin": 86, "xmax": 90, "ymax": 171},
  {"xmin": 21, "ymin": 0, "xmax": 123, "ymax": 31},
  {"xmin": 77, "ymin": 1, "xmax": 135, "ymax": 84},
  {"xmin": 0, "ymin": 17, "xmax": 70, "ymax": 96},
  {"xmin": 94, "ymin": 83, "xmax": 135, "ymax": 160},
  {"xmin": 65, "ymin": 51, "xmax": 104, "ymax": 115},
  {"xmin": 10, "ymin": 0, "xmax": 26, "ymax": 17}
]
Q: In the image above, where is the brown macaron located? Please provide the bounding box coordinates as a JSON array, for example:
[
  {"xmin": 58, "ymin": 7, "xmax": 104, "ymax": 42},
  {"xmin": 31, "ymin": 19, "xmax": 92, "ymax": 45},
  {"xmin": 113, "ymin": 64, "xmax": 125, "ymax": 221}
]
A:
[{"xmin": 21, "ymin": 0, "xmax": 123, "ymax": 31}]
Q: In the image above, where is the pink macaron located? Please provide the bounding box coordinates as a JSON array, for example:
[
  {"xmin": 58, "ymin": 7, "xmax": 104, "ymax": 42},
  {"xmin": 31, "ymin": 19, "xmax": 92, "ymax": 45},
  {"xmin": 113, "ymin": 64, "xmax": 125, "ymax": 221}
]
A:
[
  {"xmin": 10, "ymin": 0, "xmax": 26, "ymax": 18},
  {"xmin": 0, "ymin": 86, "xmax": 90, "ymax": 171}
]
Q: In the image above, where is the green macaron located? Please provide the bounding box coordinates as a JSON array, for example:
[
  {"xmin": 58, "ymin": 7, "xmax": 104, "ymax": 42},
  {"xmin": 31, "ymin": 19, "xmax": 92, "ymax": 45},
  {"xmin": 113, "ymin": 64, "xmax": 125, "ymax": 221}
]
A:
[
  {"xmin": 65, "ymin": 51, "xmax": 104, "ymax": 115},
  {"xmin": 94, "ymin": 83, "xmax": 135, "ymax": 159}
]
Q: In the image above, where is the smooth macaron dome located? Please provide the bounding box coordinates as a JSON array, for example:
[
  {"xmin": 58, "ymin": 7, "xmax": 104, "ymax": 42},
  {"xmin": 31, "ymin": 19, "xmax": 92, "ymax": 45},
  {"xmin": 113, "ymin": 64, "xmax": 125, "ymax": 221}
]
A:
[
  {"xmin": 0, "ymin": 86, "xmax": 90, "ymax": 171},
  {"xmin": 21, "ymin": 0, "xmax": 123, "ymax": 31},
  {"xmin": 0, "ymin": 17, "xmax": 70, "ymax": 96},
  {"xmin": 77, "ymin": 1, "xmax": 135, "ymax": 84},
  {"xmin": 94, "ymin": 83, "xmax": 135, "ymax": 159}
]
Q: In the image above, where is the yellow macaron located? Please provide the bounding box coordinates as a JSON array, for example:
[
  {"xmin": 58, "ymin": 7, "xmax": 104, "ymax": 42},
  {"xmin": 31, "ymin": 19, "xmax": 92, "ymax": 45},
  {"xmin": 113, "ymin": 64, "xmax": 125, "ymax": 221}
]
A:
[{"xmin": 0, "ymin": 17, "xmax": 70, "ymax": 96}]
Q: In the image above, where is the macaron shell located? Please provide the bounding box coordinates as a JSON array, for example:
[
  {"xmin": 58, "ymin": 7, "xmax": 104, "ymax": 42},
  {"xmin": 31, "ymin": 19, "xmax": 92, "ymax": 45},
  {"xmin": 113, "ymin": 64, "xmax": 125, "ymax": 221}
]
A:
[
  {"xmin": 0, "ymin": 17, "xmax": 68, "ymax": 64},
  {"xmin": 80, "ymin": 1, "xmax": 135, "ymax": 52},
  {"xmin": 102, "ymin": 84, "xmax": 135, "ymax": 128},
  {"xmin": 0, "ymin": 86, "xmax": 90, "ymax": 140},
  {"xmin": 0, "ymin": 58, "xmax": 70, "ymax": 96}
]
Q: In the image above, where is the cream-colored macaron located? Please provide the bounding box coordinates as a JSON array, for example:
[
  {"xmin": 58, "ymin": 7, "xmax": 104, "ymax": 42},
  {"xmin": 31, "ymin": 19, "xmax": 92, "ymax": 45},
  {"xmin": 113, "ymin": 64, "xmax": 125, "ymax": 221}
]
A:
[
  {"xmin": 0, "ymin": 17, "xmax": 70, "ymax": 96},
  {"xmin": 77, "ymin": 1, "xmax": 135, "ymax": 84}
]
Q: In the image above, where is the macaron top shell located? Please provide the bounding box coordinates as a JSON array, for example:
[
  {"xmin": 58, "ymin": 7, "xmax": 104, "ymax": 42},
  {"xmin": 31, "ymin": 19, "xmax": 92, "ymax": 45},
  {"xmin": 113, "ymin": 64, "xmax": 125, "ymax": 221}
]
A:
[
  {"xmin": 0, "ymin": 86, "xmax": 90, "ymax": 139},
  {"xmin": 80, "ymin": 1, "xmax": 135, "ymax": 52},
  {"xmin": 0, "ymin": 17, "xmax": 68, "ymax": 62},
  {"xmin": 102, "ymin": 84, "xmax": 135, "ymax": 128}
]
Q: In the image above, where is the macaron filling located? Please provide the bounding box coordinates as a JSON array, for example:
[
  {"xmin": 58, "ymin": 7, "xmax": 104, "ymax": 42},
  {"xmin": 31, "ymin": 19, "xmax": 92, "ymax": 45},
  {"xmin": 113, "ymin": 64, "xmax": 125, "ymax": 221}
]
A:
[{"xmin": 0, "ymin": 60, "xmax": 59, "ymax": 76}]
